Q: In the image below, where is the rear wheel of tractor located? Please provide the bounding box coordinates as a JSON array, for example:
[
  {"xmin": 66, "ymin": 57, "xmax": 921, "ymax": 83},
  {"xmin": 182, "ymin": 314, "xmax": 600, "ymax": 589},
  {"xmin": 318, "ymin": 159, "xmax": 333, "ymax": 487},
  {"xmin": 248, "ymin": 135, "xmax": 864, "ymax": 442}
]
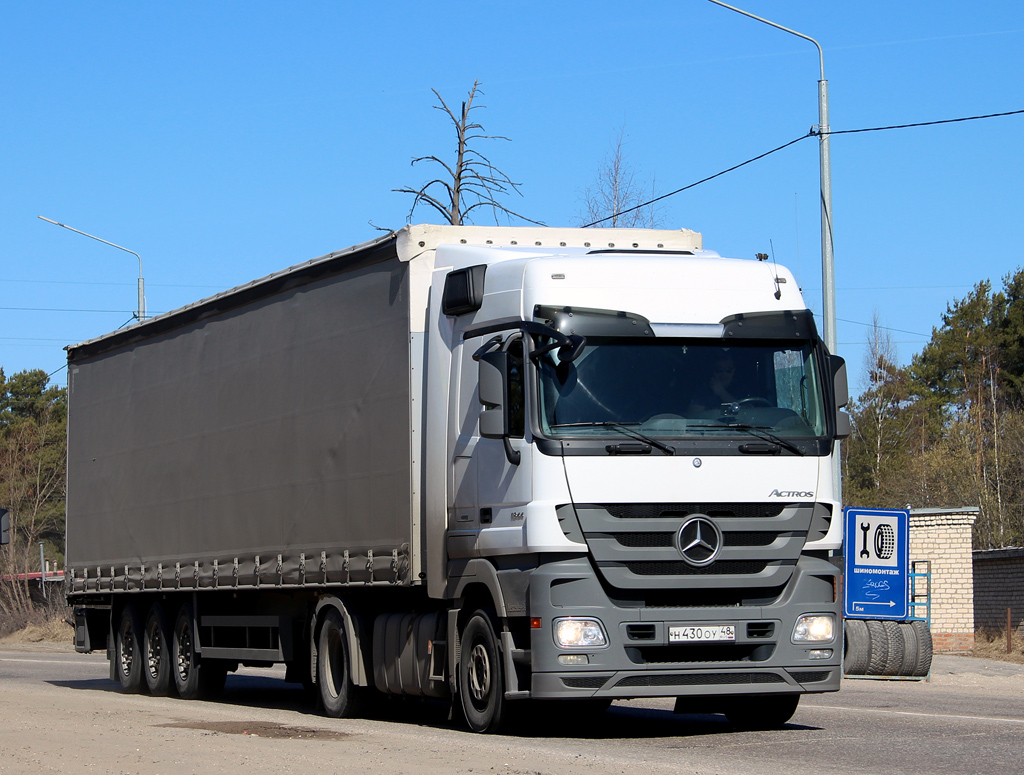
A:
[
  {"xmin": 143, "ymin": 602, "xmax": 174, "ymax": 695},
  {"xmin": 317, "ymin": 609, "xmax": 365, "ymax": 718},
  {"xmin": 115, "ymin": 605, "xmax": 145, "ymax": 693},
  {"xmin": 459, "ymin": 610, "xmax": 507, "ymax": 734},
  {"xmin": 724, "ymin": 694, "xmax": 800, "ymax": 730},
  {"xmin": 843, "ymin": 619, "xmax": 870, "ymax": 675},
  {"xmin": 864, "ymin": 620, "xmax": 889, "ymax": 676},
  {"xmin": 910, "ymin": 620, "xmax": 933, "ymax": 676}
]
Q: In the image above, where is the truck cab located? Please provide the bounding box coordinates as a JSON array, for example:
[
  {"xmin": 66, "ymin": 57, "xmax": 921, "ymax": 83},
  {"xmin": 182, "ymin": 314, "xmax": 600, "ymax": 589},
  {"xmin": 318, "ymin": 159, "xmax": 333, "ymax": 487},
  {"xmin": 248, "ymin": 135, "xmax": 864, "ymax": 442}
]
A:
[{"xmin": 425, "ymin": 240, "xmax": 848, "ymax": 731}]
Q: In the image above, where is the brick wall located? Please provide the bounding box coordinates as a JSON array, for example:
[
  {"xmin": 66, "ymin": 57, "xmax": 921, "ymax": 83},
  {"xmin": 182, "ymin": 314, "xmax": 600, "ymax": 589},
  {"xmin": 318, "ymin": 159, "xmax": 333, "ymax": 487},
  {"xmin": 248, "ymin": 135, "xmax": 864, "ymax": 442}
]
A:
[
  {"xmin": 972, "ymin": 547, "xmax": 1024, "ymax": 631},
  {"xmin": 909, "ymin": 507, "xmax": 978, "ymax": 652}
]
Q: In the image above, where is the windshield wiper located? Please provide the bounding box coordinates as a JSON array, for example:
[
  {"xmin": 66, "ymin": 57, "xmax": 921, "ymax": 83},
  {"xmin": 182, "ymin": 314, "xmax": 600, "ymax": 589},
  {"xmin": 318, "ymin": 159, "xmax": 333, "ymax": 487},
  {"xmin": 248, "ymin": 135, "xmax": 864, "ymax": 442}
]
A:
[
  {"xmin": 686, "ymin": 422, "xmax": 805, "ymax": 456},
  {"xmin": 550, "ymin": 421, "xmax": 675, "ymax": 456},
  {"xmin": 726, "ymin": 423, "xmax": 805, "ymax": 456}
]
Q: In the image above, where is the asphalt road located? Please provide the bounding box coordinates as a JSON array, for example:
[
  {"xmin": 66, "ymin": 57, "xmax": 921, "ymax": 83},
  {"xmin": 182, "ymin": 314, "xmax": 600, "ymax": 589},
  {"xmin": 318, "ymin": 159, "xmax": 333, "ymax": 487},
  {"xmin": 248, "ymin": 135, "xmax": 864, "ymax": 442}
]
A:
[{"xmin": 1, "ymin": 644, "xmax": 1021, "ymax": 775}]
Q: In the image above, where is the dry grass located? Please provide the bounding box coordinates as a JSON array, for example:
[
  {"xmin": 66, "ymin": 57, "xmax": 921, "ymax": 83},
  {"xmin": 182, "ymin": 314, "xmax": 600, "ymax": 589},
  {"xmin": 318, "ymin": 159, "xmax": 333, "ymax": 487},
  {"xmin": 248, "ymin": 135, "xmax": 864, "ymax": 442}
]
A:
[
  {"xmin": 969, "ymin": 627, "xmax": 1024, "ymax": 665},
  {"xmin": 0, "ymin": 599, "xmax": 73, "ymax": 646},
  {"xmin": 1, "ymin": 617, "xmax": 72, "ymax": 645}
]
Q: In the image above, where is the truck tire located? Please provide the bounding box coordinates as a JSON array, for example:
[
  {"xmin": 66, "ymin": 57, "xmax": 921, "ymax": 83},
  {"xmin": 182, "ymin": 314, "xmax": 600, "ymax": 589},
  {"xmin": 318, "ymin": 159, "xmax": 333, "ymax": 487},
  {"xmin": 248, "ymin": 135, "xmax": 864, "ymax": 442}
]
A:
[
  {"xmin": 864, "ymin": 620, "xmax": 889, "ymax": 675},
  {"xmin": 115, "ymin": 605, "xmax": 145, "ymax": 693},
  {"xmin": 843, "ymin": 619, "xmax": 870, "ymax": 675},
  {"xmin": 143, "ymin": 603, "xmax": 174, "ymax": 695},
  {"xmin": 723, "ymin": 694, "xmax": 800, "ymax": 730},
  {"xmin": 897, "ymin": 621, "xmax": 919, "ymax": 677},
  {"xmin": 881, "ymin": 620, "xmax": 904, "ymax": 676},
  {"xmin": 459, "ymin": 610, "xmax": 507, "ymax": 733},
  {"xmin": 317, "ymin": 609, "xmax": 364, "ymax": 718},
  {"xmin": 171, "ymin": 604, "xmax": 224, "ymax": 699},
  {"xmin": 910, "ymin": 620, "xmax": 933, "ymax": 676}
]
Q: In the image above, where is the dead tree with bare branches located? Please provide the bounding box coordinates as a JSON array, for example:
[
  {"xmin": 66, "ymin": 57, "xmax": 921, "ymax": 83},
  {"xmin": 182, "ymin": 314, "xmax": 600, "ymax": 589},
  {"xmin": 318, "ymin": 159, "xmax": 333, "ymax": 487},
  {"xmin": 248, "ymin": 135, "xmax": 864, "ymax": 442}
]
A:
[{"xmin": 395, "ymin": 81, "xmax": 542, "ymax": 226}]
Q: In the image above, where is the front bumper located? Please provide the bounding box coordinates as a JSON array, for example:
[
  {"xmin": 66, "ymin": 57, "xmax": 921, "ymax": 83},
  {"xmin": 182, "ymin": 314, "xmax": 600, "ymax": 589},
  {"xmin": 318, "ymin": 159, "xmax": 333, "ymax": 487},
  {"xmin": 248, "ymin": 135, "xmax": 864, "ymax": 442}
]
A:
[{"xmin": 527, "ymin": 555, "xmax": 842, "ymax": 700}]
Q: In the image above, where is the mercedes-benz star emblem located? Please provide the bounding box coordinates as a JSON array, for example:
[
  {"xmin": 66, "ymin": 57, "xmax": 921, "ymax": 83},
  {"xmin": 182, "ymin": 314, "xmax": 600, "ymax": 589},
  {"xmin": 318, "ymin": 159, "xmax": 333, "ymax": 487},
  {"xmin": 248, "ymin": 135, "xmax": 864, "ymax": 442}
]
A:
[{"xmin": 675, "ymin": 516, "xmax": 723, "ymax": 567}]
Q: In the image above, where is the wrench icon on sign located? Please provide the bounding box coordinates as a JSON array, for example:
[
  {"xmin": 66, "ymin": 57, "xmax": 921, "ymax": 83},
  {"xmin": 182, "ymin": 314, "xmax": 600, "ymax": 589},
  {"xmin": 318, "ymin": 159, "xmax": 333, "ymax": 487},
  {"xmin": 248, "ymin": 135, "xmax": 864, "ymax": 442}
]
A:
[{"xmin": 860, "ymin": 522, "xmax": 871, "ymax": 558}]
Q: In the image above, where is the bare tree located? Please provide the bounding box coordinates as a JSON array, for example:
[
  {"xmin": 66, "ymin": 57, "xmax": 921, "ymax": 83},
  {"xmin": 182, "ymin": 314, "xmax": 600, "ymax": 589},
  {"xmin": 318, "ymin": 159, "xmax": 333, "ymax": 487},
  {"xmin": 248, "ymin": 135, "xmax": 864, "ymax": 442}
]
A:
[
  {"xmin": 395, "ymin": 81, "xmax": 541, "ymax": 226},
  {"xmin": 578, "ymin": 127, "xmax": 662, "ymax": 228}
]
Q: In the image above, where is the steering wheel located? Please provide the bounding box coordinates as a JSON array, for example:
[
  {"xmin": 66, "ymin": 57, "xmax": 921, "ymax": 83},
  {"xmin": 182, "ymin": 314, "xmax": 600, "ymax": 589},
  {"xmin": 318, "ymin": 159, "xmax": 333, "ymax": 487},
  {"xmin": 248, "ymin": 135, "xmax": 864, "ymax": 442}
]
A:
[
  {"xmin": 732, "ymin": 397, "xmax": 771, "ymax": 408},
  {"xmin": 722, "ymin": 397, "xmax": 771, "ymax": 416}
]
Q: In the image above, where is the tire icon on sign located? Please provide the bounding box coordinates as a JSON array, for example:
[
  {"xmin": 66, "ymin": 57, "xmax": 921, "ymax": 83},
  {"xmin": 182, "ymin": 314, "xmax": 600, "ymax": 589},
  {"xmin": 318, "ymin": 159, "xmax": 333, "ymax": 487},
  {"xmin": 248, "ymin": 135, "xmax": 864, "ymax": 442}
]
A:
[{"xmin": 874, "ymin": 524, "xmax": 895, "ymax": 560}]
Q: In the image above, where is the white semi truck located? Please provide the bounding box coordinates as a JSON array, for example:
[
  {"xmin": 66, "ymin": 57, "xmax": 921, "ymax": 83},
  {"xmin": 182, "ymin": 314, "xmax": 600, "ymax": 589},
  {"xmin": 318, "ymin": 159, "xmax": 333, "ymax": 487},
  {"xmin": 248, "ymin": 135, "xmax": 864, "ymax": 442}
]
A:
[{"xmin": 66, "ymin": 224, "xmax": 850, "ymax": 732}]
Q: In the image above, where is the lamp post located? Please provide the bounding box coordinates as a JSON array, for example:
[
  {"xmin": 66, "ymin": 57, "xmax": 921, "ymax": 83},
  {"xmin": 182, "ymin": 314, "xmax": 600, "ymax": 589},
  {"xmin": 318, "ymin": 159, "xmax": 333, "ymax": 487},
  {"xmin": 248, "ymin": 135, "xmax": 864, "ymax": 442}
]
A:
[
  {"xmin": 707, "ymin": 1, "xmax": 835, "ymax": 353},
  {"xmin": 708, "ymin": 1, "xmax": 840, "ymax": 499},
  {"xmin": 38, "ymin": 216, "xmax": 146, "ymax": 321}
]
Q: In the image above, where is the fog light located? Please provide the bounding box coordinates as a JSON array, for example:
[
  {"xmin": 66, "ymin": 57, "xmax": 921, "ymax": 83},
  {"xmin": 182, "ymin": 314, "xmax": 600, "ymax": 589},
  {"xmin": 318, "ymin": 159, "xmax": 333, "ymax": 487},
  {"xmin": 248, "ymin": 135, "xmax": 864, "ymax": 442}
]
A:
[
  {"xmin": 792, "ymin": 614, "xmax": 835, "ymax": 643},
  {"xmin": 558, "ymin": 654, "xmax": 590, "ymax": 666},
  {"xmin": 553, "ymin": 617, "xmax": 608, "ymax": 648},
  {"xmin": 808, "ymin": 649, "xmax": 833, "ymax": 660}
]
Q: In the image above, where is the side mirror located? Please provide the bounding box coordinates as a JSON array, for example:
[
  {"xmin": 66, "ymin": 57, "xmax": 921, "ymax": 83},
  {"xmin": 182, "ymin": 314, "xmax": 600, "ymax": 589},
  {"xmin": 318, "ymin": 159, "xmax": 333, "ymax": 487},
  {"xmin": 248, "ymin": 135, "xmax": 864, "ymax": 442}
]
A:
[
  {"xmin": 830, "ymin": 355, "xmax": 849, "ymax": 408},
  {"xmin": 478, "ymin": 350, "xmax": 509, "ymax": 439},
  {"xmin": 1, "ymin": 509, "xmax": 9, "ymax": 546},
  {"xmin": 478, "ymin": 350, "xmax": 522, "ymax": 465},
  {"xmin": 829, "ymin": 356, "xmax": 852, "ymax": 440}
]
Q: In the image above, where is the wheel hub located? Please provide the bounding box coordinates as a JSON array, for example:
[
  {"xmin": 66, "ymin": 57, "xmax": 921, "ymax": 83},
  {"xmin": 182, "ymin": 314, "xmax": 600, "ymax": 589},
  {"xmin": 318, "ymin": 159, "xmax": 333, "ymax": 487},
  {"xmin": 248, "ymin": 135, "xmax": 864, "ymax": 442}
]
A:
[{"xmin": 467, "ymin": 642, "xmax": 491, "ymax": 702}]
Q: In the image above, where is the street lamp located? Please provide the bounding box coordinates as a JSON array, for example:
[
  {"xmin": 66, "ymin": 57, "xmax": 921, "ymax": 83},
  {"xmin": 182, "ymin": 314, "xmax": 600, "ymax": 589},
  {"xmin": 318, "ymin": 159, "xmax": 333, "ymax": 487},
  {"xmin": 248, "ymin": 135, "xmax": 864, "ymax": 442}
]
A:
[
  {"xmin": 38, "ymin": 216, "xmax": 146, "ymax": 322},
  {"xmin": 707, "ymin": 1, "xmax": 835, "ymax": 355},
  {"xmin": 708, "ymin": 1, "xmax": 840, "ymax": 501}
]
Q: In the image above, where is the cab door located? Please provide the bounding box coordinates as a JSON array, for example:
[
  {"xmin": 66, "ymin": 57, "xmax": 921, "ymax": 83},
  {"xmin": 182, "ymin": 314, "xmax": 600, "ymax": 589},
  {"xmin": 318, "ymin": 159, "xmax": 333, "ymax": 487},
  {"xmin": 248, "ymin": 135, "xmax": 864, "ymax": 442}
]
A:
[{"xmin": 448, "ymin": 331, "xmax": 531, "ymax": 559}]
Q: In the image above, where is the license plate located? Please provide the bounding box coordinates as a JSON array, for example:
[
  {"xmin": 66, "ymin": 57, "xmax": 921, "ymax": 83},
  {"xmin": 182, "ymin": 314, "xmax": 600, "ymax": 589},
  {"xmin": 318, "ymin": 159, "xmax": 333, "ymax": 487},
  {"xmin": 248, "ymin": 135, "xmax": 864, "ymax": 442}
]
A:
[{"xmin": 669, "ymin": 624, "xmax": 736, "ymax": 643}]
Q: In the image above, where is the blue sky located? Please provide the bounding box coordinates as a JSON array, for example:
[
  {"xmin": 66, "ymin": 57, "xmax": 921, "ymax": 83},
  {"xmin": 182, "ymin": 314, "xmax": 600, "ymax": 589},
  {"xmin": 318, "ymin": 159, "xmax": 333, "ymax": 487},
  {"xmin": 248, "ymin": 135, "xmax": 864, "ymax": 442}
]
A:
[{"xmin": 2, "ymin": 1, "xmax": 1023, "ymax": 394}]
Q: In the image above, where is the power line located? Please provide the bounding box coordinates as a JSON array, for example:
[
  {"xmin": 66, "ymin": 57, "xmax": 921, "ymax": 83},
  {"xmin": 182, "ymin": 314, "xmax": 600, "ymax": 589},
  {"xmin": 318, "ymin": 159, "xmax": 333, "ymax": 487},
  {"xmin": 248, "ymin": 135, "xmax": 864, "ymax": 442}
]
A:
[
  {"xmin": 0, "ymin": 306, "xmax": 164, "ymax": 314},
  {"xmin": 836, "ymin": 317, "xmax": 929, "ymax": 338},
  {"xmin": 810, "ymin": 311, "xmax": 929, "ymax": 339},
  {"xmin": 0, "ymin": 278, "xmax": 222, "ymax": 290},
  {"xmin": 819, "ymin": 108, "xmax": 1024, "ymax": 137},
  {"xmin": 586, "ymin": 108, "xmax": 1024, "ymax": 227},
  {"xmin": 583, "ymin": 133, "xmax": 812, "ymax": 227}
]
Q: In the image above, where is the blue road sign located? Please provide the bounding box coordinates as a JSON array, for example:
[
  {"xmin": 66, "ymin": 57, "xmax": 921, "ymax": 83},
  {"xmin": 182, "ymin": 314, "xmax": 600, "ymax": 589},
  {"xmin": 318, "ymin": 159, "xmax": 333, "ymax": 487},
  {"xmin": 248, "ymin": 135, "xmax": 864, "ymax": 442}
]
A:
[{"xmin": 844, "ymin": 507, "xmax": 909, "ymax": 620}]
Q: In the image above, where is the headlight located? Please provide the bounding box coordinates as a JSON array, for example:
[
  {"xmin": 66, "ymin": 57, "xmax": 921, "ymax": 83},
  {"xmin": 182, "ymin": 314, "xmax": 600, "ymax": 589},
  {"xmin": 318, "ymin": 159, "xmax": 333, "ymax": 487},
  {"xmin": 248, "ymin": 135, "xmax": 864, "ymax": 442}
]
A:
[
  {"xmin": 553, "ymin": 617, "xmax": 608, "ymax": 648},
  {"xmin": 792, "ymin": 614, "xmax": 835, "ymax": 643}
]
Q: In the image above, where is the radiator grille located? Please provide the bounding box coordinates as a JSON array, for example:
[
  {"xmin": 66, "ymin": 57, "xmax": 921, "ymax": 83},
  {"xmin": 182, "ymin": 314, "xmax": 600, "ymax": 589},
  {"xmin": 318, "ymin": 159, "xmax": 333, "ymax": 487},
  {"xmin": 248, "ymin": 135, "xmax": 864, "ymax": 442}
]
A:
[
  {"xmin": 604, "ymin": 503, "xmax": 789, "ymax": 520},
  {"xmin": 620, "ymin": 560, "xmax": 770, "ymax": 576},
  {"xmin": 573, "ymin": 502, "xmax": 814, "ymax": 595}
]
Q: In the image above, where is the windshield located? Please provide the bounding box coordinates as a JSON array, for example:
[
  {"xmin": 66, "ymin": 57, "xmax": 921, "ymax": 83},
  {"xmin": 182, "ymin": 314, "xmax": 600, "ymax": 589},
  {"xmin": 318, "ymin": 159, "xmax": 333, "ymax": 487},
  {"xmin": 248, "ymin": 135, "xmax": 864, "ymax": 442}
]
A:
[{"xmin": 537, "ymin": 337, "xmax": 828, "ymax": 439}]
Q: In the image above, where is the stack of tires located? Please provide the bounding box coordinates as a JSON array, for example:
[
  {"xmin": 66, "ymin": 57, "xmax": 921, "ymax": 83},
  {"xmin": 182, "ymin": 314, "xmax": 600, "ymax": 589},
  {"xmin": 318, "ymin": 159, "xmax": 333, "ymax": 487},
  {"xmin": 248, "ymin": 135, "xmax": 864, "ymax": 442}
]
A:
[{"xmin": 843, "ymin": 618, "xmax": 932, "ymax": 677}]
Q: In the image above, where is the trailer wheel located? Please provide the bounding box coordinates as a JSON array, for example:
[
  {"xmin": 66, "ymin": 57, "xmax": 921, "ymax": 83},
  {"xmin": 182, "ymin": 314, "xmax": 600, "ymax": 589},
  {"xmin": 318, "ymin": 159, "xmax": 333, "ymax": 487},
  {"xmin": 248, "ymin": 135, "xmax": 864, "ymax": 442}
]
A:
[
  {"xmin": 115, "ymin": 605, "xmax": 145, "ymax": 693},
  {"xmin": 171, "ymin": 604, "xmax": 223, "ymax": 700},
  {"xmin": 317, "ymin": 609, "xmax": 364, "ymax": 718},
  {"xmin": 459, "ymin": 610, "xmax": 507, "ymax": 733},
  {"xmin": 143, "ymin": 603, "xmax": 174, "ymax": 695},
  {"xmin": 723, "ymin": 694, "xmax": 800, "ymax": 730}
]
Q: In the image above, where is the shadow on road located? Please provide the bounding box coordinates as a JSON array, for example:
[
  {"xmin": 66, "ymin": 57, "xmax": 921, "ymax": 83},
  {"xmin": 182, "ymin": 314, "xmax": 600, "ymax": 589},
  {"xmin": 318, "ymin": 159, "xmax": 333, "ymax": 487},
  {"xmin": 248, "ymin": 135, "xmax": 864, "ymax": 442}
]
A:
[{"xmin": 49, "ymin": 672, "xmax": 822, "ymax": 740}]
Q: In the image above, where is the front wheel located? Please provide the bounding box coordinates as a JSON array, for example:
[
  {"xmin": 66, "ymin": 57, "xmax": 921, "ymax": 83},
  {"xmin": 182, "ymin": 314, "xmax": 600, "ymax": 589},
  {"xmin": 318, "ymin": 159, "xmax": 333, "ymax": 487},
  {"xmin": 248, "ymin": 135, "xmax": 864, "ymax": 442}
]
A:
[{"xmin": 459, "ymin": 610, "xmax": 507, "ymax": 733}]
